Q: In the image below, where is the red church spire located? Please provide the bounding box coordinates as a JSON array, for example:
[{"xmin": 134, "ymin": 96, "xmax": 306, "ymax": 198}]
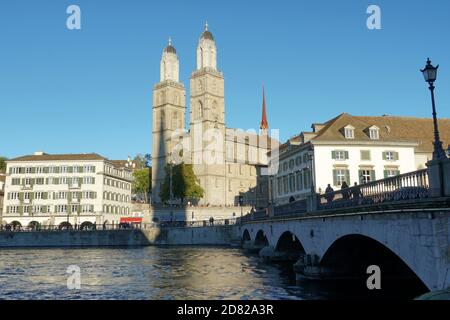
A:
[{"xmin": 260, "ymin": 85, "xmax": 269, "ymax": 130}]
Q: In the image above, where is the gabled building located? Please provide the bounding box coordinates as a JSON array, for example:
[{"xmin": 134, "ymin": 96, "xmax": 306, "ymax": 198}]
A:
[{"xmin": 269, "ymin": 113, "xmax": 450, "ymax": 205}]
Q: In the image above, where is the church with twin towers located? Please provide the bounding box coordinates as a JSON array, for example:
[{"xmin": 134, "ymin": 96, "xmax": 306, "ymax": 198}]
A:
[{"xmin": 152, "ymin": 23, "xmax": 273, "ymax": 206}]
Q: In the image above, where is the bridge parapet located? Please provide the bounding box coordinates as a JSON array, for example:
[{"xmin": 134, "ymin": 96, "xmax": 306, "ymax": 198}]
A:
[{"xmin": 318, "ymin": 169, "xmax": 430, "ymax": 211}]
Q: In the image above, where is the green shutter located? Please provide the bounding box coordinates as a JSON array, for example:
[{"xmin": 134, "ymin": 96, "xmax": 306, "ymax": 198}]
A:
[
  {"xmin": 332, "ymin": 169, "xmax": 338, "ymax": 186},
  {"xmin": 396, "ymin": 170, "xmax": 401, "ymax": 176},
  {"xmin": 9, "ymin": 167, "xmax": 12, "ymax": 174},
  {"xmin": 394, "ymin": 152, "xmax": 399, "ymax": 161},
  {"xmin": 68, "ymin": 167, "xmax": 73, "ymax": 173},
  {"xmin": 55, "ymin": 167, "xmax": 60, "ymax": 173},
  {"xmin": 382, "ymin": 152, "xmax": 387, "ymax": 160},
  {"xmin": 92, "ymin": 177, "xmax": 95, "ymax": 184},
  {"xmin": 345, "ymin": 151, "xmax": 349, "ymax": 160},
  {"xmin": 345, "ymin": 170, "xmax": 350, "ymax": 185},
  {"xmin": 384, "ymin": 170, "xmax": 388, "ymax": 179},
  {"xmin": 44, "ymin": 167, "xmax": 49, "ymax": 174},
  {"xmin": 370, "ymin": 170, "xmax": 376, "ymax": 181},
  {"xmin": 31, "ymin": 167, "xmax": 36, "ymax": 174},
  {"xmin": 359, "ymin": 170, "xmax": 363, "ymax": 184},
  {"xmin": 79, "ymin": 166, "xmax": 84, "ymax": 173},
  {"xmin": 19, "ymin": 193, "xmax": 24, "ymax": 201},
  {"xmin": 43, "ymin": 192, "xmax": 48, "ymax": 200},
  {"xmin": 331, "ymin": 151, "xmax": 336, "ymax": 159}
]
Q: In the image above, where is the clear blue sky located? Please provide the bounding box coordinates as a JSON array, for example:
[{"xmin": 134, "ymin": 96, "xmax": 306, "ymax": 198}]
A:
[{"xmin": 1, "ymin": 0, "xmax": 449, "ymax": 160}]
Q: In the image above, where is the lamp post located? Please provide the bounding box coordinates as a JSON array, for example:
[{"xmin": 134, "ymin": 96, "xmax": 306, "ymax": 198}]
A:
[{"xmin": 421, "ymin": 58, "xmax": 447, "ymax": 160}]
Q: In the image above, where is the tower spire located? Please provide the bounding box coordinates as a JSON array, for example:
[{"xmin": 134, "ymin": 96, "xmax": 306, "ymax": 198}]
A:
[
  {"xmin": 260, "ymin": 85, "xmax": 269, "ymax": 130},
  {"xmin": 168, "ymin": 37, "xmax": 172, "ymax": 46},
  {"xmin": 205, "ymin": 20, "xmax": 208, "ymax": 31}
]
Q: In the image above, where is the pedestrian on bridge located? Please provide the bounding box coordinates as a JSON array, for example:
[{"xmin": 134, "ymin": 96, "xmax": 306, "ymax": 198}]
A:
[{"xmin": 325, "ymin": 184, "xmax": 335, "ymax": 204}]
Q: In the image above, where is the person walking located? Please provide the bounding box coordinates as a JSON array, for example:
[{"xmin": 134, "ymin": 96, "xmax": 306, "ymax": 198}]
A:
[
  {"xmin": 325, "ymin": 184, "xmax": 335, "ymax": 204},
  {"xmin": 341, "ymin": 181, "xmax": 350, "ymax": 200}
]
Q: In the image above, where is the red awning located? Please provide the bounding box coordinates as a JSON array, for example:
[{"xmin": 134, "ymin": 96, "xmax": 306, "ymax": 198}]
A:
[{"xmin": 120, "ymin": 217, "xmax": 143, "ymax": 223}]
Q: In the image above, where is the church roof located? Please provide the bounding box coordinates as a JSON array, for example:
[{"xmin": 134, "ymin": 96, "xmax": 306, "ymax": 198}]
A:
[
  {"xmin": 201, "ymin": 30, "xmax": 214, "ymax": 41},
  {"xmin": 164, "ymin": 45, "xmax": 177, "ymax": 54}
]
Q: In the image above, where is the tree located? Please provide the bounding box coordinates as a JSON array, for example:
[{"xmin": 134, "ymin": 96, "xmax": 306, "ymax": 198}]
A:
[
  {"xmin": 132, "ymin": 168, "xmax": 151, "ymax": 203},
  {"xmin": 0, "ymin": 157, "xmax": 7, "ymax": 173},
  {"xmin": 160, "ymin": 163, "xmax": 204, "ymax": 204}
]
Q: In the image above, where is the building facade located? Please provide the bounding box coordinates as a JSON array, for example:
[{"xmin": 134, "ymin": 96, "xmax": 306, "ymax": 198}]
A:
[
  {"xmin": 0, "ymin": 174, "xmax": 5, "ymax": 217},
  {"xmin": 152, "ymin": 24, "xmax": 273, "ymax": 206},
  {"xmin": 1, "ymin": 152, "xmax": 133, "ymax": 229},
  {"xmin": 269, "ymin": 113, "xmax": 450, "ymax": 205}
]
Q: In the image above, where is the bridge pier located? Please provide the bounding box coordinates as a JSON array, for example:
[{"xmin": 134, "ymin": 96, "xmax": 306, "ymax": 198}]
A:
[
  {"xmin": 294, "ymin": 254, "xmax": 349, "ymax": 281},
  {"xmin": 259, "ymin": 245, "xmax": 304, "ymax": 263},
  {"xmin": 242, "ymin": 240, "xmax": 266, "ymax": 254}
]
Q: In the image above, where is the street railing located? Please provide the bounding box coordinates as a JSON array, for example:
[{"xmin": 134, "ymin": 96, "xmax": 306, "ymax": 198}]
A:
[
  {"xmin": 0, "ymin": 218, "xmax": 240, "ymax": 233},
  {"xmin": 317, "ymin": 169, "xmax": 429, "ymax": 210}
]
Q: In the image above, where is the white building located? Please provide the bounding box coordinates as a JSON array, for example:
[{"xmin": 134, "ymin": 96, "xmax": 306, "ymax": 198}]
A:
[
  {"xmin": 1, "ymin": 152, "xmax": 133, "ymax": 229},
  {"xmin": 269, "ymin": 113, "xmax": 450, "ymax": 205}
]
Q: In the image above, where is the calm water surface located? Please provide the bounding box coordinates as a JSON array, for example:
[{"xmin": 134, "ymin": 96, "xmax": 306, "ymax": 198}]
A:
[{"xmin": 0, "ymin": 246, "xmax": 338, "ymax": 300}]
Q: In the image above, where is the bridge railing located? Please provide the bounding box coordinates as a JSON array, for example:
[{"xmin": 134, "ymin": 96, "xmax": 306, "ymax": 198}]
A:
[{"xmin": 317, "ymin": 169, "xmax": 429, "ymax": 210}]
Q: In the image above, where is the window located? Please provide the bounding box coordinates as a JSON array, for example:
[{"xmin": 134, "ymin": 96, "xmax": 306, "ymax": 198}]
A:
[
  {"xmin": 289, "ymin": 174, "xmax": 295, "ymax": 193},
  {"xmin": 384, "ymin": 169, "xmax": 400, "ymax": 178},
  {"xmin": 333, "ymin": 168, "xmax": 350, "ymax": 187},
  {"xmin": 61, "ymin": 166, "xmax": 68, "ymax": 173},
  {"xmin": 369, "ymin": 128, "xmax": 379, "ymax": 140},
  {"xmin": 344, "ymin": 125, "xmax": 355, "ymax": 139},
  {"xmin": 36, "ymin": 167, "xmax": 44, "ymax": 174},
  {"xmin": 9, "ymin": 192, "xmax": 20, "ymax": 200},
  {"xmin": 359, "ymin": 169, "xmax": 375, "ymax": 184},
  {"xmin": 35, "ymin": 192, "xmax": 43, "ymax": 200},
  {"xmin": 277, "ymin": 178, "xmax": 282, "ymax": 196},
  {"xmin": 360, "ymin": 150, "xmax": 371, "ymax": 161},
  {"xmin": 296, "ymin": 172, "xmax": 303, "ymax": 191},
  {"xmin": 332, "ymin": 150, "xmax": 349, "ymax": 161},
  {"xmin": 25, "ymin": 167, "xmax": 32, "ymax": 174},
  {"xmin": 12, "ymin": 178, "xmax": 20, "ymax": 185},
  {"xmin": 289, "ymin": 160, "xmax": 294, "ymax": 169},
  {"xmin": 283, "ymin": 162, "xmax": 288, "ymax": 172},
  {"xmin": 383, "ymin": 151, "xmax": 399, "ymax": 161},
  {"xmin": 283, "ymin": 176, "xmax": 288, "ymax": 194}
]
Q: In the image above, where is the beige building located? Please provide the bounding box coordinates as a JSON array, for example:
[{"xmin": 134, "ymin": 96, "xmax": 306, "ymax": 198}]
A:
[
  {"xmin": 2, "ymin": 152, "xmax": 133, "ymax": 229},
  {"xmin": 152, "ymin": 24, "xmax": 274, "ymax": 206},
  {"xmin": 269, "ymin": 113, "xmax": 450, "ymax": 205}
]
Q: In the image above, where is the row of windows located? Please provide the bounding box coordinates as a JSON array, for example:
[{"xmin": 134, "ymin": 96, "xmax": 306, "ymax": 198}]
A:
[
  {"xmin": 332, "ymin": 168, "xmax": 401, "ymax": 187},
  {"xmin": 9, "ymin": 165, "xmax": 96, "ymax": 175},
  {"xmin": 103, "ymin": 192, "xmax": 130, "ymax": 203},
  {"xmin": 343, "ymin": 126, "xmax": 379, "ymax": 140},
  {"xmin": 279, "ymin": 153, "xmax": 311, "ymax": 173},
  {"xmin": 10, "ymin": 177, "xmax": 96, "ymax": 186},
  {"xmin": 104, "ymin": 178, "xmax": 131, "ymax": 190},
  {"xmin": 331, "ymin": 150, "xmax": 399, "ymax": 161},
  {"xmin": 104, "ymin": 165, "xmax": 132, "ymax": 180},
  {"xmin": 276, "ymin": 170, "xmax": 312, "ymax": 196},
  {"xmin": 5, "ymin": 204, "xmax": 95, "ymax": 214},
  {"xmin": 227, "ymin": 164, "xmax": 256, "ymax": 176},
  {"xmin": 103, "ymin": 205, "xmax": 130, "ymax": 215},
  {"xmin": 7, "ymin": 191, "xmax": 97, "ymax": 201}
]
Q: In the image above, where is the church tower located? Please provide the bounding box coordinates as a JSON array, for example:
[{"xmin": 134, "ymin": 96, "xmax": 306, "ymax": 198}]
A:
[
  {"xmin": 189, "ymin": 23, "xmax": 226, "ymax": 205},
  {"xmin": 152, "ymin": 39, "xmax": 186, "ymax": 203}
]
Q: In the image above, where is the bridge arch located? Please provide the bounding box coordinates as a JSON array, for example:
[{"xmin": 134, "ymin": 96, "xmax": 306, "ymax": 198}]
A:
[
  {"xmin": 274, "ymin": 231, "xmax": 306, "ymax": 261},
  {"xmin": 242, "ymin": 229, "xmax": 251, "ymax": 243},
  {"xmin": 320, "ymin": 234, "xmax": 429, "ymax": 298},
  {"xmin": 254, "ymin": 230, "xmax": 269, "ymax": 247}
]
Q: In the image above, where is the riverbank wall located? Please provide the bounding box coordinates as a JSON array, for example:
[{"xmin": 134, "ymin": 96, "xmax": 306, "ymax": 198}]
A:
[{"xmin": 0, "ymin": 225, "xmax": 241, "ymax": 248}]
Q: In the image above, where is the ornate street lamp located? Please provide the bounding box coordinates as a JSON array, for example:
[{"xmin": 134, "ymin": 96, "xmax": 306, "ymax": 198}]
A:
[{"xmin": 421, "ymin": 58, "xmax": 447, "ymax": 160}]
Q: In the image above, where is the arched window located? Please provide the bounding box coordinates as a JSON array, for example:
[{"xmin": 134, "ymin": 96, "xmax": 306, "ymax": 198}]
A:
[{"xmin": 196, "ymin": 101, "xmax": 203, "ymax": 120}]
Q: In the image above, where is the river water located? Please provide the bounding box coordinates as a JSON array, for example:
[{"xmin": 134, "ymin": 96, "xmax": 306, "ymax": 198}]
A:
[{"xmin": 0, "ymin": 246, "xmax": 417, "ymax": 300}]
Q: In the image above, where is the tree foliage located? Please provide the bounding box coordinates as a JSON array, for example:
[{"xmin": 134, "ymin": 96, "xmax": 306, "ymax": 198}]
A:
[
  {"xmin": 133, "ymin": 153, "xmax": 152, "ymax": 169},
  {"xmin": 132, "ymin": 168, "xmax": 151, "ymax": 202},
  {"xmin": 160, "ymin": 163, "xmax": 204, "ymax": 203},
  {"xmin": 0, "ymin": 157, "xmax": 7, "ymax": 173}
]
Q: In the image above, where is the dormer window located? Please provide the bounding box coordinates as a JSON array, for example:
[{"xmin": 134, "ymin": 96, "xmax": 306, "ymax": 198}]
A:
[
  {"xmin": 368, "ymin": 126, "xmax": 380, "ymax": 140},
  {"xmin": 344, "ymin": 125, "xmax": 355, "ymax": 139}
]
